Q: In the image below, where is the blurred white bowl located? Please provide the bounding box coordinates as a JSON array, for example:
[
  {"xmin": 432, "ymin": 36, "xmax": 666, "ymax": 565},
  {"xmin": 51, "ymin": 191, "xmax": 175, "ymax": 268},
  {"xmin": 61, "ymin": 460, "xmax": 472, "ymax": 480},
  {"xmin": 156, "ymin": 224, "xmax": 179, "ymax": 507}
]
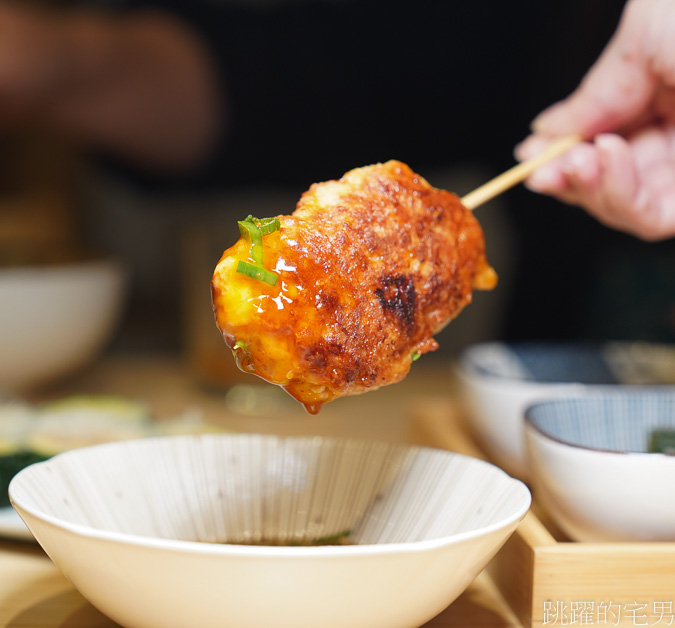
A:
[
  {"xmin": 455, "ymin": 343, "xmax": 588, "ymax": 479},
  {"xmin": 454, "ymin": 341, "xmax": 675, "ymax": 479},
  {"xmin": 0, "ymin": 258, "xmax": 126, "ymax": 394},
  {"xmin": 10, "ymin": 434, "xmax": 530, "ymax": 628},
  {"xmin": 525, "ymin": 391, "xmax": 675, "ymax": 542}
]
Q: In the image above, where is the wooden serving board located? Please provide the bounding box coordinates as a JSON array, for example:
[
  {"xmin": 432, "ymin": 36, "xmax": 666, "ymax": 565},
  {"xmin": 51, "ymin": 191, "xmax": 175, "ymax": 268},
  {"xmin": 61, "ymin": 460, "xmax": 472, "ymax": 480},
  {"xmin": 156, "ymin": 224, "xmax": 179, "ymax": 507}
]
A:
[{"xmin": 410, "ymin": 399, "xmax": 675, "ymax": 628}]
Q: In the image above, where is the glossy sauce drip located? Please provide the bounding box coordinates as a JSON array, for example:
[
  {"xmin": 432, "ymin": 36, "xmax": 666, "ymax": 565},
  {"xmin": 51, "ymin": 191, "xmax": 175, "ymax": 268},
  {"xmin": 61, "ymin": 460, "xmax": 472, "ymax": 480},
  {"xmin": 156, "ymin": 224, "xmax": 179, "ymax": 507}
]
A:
[
  {"xmin": 303, "ymin": 401, "xmax": 322, "ymax": 415},
  {"xmin": 231, "ymin": 340, "xmax": 326, "ymax": 414},
  {"xmin": 218, "ymin": 237, "xmax": 336, "ymax": 415}
]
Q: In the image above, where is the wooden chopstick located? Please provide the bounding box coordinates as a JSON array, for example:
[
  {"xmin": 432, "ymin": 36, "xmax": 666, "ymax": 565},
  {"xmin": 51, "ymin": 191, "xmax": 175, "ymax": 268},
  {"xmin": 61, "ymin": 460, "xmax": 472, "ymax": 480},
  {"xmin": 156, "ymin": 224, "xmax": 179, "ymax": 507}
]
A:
[{"xmin": 460, "ymin": 134, "xmax": 583, "ymax": 210}]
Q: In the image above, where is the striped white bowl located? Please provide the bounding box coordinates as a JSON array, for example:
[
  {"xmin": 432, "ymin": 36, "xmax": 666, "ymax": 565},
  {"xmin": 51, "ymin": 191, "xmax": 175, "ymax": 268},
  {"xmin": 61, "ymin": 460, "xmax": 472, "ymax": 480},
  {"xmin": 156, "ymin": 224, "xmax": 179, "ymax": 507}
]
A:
[
  {"xmin": 525, "ymin": 391, "xmax": 675, "ymax": 542},
  {"xmin": 456, "ymin": 341, "xmax": 675, "ymax": 480},
  {"xmin": 10, "ymin": 434, "xmax": 529, "ymax": 628}
]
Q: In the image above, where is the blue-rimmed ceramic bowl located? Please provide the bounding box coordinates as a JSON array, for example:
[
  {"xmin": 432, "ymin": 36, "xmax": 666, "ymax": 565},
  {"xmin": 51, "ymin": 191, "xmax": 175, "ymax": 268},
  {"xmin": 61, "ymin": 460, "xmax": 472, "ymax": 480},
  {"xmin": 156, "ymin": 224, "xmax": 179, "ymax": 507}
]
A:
[
  {"xmin": 525, "ymin": 391, "xmax": 675, "ymax": 542},
  {"xmin": 455, "ymin": 341, "xmax": 675, "ymax": 480}
]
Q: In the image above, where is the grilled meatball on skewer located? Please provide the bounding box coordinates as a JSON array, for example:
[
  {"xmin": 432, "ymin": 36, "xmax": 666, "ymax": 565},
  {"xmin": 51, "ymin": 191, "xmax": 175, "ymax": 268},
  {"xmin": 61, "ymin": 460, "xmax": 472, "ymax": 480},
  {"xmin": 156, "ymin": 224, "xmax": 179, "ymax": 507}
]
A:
[{"xmin": 211, "ymin": 160, "xmax": 497, "ymax": 414}]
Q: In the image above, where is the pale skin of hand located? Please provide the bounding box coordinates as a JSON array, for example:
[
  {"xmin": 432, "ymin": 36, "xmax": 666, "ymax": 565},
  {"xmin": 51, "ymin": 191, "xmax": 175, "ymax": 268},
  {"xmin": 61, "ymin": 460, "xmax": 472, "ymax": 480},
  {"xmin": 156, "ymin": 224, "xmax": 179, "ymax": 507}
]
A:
[
  {"xmin": 516, "ymin": 0, "xmax": 675, "ymax": 241},
  {"xmin": 0, "ymin": 2, "xmax": 223, "ymax": 174}
]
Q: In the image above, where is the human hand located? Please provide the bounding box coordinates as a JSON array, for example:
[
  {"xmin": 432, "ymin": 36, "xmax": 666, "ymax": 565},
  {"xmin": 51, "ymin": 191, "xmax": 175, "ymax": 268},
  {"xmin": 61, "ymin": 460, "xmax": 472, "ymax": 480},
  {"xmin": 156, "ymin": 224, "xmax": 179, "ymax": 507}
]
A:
[{"xmin": 517, "ymin": 0, "xmax": 675, "ymax": 241}]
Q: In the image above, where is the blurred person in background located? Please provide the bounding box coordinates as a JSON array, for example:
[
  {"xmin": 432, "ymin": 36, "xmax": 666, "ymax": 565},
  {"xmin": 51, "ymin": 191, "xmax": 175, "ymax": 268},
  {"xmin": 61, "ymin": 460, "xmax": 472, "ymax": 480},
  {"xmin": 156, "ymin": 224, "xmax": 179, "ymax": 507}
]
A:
[
  {"xmin": 0, "ymin": 0, "xmax": 604, "ymax": 186},
  {"xmin": 4, "ymin": 0, "xmax": 666, "ymax": 354},
  {"xmin": 0, "ymin": 0, "xmax": 222, "ymax": 178}
]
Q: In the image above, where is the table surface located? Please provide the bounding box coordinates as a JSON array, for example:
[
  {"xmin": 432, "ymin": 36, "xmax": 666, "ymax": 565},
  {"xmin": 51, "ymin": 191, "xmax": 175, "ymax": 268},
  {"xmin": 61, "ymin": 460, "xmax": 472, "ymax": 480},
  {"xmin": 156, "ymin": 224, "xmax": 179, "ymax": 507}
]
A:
[{"xmin": 0, "ymin": 354, "xmax": 523, "ymax": 628}]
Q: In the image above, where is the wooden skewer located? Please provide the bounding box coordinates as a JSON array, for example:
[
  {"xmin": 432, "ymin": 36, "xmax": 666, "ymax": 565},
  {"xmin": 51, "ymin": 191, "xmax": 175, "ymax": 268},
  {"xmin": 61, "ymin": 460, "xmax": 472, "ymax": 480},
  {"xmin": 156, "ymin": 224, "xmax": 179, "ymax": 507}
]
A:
[{"xmin": 460, "ymin": 134, "xmax": 583, "ymax": 210}]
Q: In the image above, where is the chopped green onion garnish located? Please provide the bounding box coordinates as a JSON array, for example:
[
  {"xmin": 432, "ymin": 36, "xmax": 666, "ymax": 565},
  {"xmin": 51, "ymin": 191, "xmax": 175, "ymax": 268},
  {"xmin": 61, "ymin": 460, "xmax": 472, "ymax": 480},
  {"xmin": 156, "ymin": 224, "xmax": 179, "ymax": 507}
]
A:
[
  {"xmin": 238, "ymin": 215, "xmax": 280, "ymax": 239},
  {"xmin": 255, "ymin": 216, "xmax": 281, "ymax": 236},
  {"xmin": 238, "ymin": 217, "xmax": 263, "ymax": 265},
  {"xmin": 287, "ymin": 529, "xmax": 352, "ymax": 546},
  {"xmin": 311, "ymin": 529, "xmax": 352, "ymax": 545},
  {"xmin": 411, "ymin": 351, "xmax": 422, "ymax": 362},
  {"xmin": 235, "ymin": 215, "xmax": 281, "ymax": 285},
  {"xmin": 238, "ymin": 216, "xmax": 261, "ymax": 242},
  {"xmin": 234, "ymin": 340, "xmax": 248, "ymax": 352},
  {"xmin": 237, "ymin": 260, "xmax": 278, "ymax": 286},
  {"xmin": 649, "ymin": 429, "xmax": 675, "ymax": 454},
  {"xmin": 237, "ymin": 214, "xmax": 281, "ymax": 269},
  {"xmin": 251, "ymin": 241, "xmax": 264, "ymax": 265}
]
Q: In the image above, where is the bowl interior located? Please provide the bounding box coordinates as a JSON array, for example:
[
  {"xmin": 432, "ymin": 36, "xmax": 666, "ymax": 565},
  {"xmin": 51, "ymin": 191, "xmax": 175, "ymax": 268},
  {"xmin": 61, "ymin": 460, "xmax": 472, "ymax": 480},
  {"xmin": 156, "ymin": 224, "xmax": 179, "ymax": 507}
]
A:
[
  {"xmin": 10, "ymin": 434, "xmax": 529, "ymax": 546},
  {"xmin": 526, "ymin": 393, "xmax": 675, "ymax": 453}
]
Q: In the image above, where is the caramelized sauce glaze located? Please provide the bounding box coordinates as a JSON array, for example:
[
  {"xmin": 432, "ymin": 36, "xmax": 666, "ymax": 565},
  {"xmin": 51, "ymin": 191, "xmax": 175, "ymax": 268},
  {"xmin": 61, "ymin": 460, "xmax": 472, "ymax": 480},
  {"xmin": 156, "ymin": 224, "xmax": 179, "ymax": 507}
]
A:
[{"xmin": 211, "ymin": 161, "xmax": 496, "ymax": 413}]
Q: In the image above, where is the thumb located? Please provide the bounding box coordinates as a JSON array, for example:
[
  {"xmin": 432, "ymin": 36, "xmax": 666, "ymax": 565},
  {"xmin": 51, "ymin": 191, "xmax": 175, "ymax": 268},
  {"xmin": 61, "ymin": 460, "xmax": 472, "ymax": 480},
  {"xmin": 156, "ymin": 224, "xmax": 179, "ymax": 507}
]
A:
[{"xmin": 532, "ymin": 0, "xmax": 658, "ymax": 137}]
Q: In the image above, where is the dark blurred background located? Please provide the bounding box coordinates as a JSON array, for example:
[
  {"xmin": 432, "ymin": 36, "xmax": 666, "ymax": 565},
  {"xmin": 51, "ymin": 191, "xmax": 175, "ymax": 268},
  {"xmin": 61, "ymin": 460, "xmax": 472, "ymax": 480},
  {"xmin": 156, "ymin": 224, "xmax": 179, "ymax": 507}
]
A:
[{"xmin": 3, "ymin": 0, "xmax": 673, "ymax": 387}]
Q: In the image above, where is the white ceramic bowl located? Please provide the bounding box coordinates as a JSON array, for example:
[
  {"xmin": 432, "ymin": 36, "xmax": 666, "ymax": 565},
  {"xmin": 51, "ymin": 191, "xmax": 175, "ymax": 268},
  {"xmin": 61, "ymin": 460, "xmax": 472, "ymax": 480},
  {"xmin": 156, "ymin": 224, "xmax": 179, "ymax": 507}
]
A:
[
  {"xmin": 525, "ymin": 391, "xmax": 675, "ymax": 542},
  {"xmin": 455, "ymin": 342, "xmax": 593, "ymax": 479},
  {"xmin": 10, "ymin": 434, "xmax": 530, "ymax": 628},
  {"xmin": 0, "ymin": 258, "xmax": 126, "ymax": 393},
  {"xmin": 454, "ymin": 341, "xmax": 675, "ymax": 479}
]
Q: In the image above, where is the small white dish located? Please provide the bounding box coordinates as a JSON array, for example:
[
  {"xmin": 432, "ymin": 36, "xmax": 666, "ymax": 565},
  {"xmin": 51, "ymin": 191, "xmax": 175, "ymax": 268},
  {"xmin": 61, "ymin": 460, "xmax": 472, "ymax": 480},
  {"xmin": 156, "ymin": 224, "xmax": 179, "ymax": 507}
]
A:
[
  {"xmin": 455, "ymin": 342, "xmax": 589, "ymax": 478},
  {"xmin": 0, "ymin": 258, "xmax": 126, "ymax": 394},
  {"xmin": 10, "ymin": 434, "xmax": 530, "ymax": 628},
  {"xmin": 525, "ymin": 391, "xmax": 675, "ymax": 542},
  {"xmin": 455, "ymin": 341, "xmax": 675, "ymax": 479}
]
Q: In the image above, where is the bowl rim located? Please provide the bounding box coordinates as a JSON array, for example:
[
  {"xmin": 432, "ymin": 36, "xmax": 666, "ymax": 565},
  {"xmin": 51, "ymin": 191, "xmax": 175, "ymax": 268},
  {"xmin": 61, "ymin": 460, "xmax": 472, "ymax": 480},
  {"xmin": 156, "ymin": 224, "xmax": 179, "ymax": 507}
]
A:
[
  {"xmin": 456, "ymin": 340, "xmax": 669, "ymax": 387},
  {"xmin": 524, "ymin": 392, "xmax": 675, "ymax": 457},
  {"xmin": 9, "ymin": 434, "xmax": 531, "ymax": 557},
  {"xmin": 456, "ymin": 342, "xmax": 595, "ymax": 387},
  {"xmin": 454, "ymin": 360, "xmax": 585, "ymax": 391}
]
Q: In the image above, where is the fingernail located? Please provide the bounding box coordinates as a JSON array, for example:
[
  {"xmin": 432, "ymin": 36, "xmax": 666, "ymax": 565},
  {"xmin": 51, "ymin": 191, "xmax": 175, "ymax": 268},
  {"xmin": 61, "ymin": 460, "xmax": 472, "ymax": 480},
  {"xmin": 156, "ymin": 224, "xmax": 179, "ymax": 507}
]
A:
[
  {"xmin": 532, "ymin": 102, "xmax": 567, "ymax": 133},
  {"xmin": 514, "ymin": 140, "xmax": 533, "ymax": 161},
  {"xmin": 515, "ymin": 135, "xmax": 549, "ymax": 161},
  {"xmin": 594, "ymin": 133, "xmax": 620, "ymax": 155},
  {"xmin": 526, "ymin": 164, "xmax": 560, "ymax": 192},
  {"xmin": 561, "ymin": 147, "xmax": 589, "ymax": 175}
]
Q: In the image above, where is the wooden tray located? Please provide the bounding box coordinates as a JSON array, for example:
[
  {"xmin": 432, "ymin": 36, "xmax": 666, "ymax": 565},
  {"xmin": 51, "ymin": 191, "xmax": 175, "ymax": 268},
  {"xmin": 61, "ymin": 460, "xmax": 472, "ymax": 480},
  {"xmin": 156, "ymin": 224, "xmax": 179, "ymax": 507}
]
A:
[{"xmin": 410, "ymin": 399, "xmax": 675, "ymax": 628}]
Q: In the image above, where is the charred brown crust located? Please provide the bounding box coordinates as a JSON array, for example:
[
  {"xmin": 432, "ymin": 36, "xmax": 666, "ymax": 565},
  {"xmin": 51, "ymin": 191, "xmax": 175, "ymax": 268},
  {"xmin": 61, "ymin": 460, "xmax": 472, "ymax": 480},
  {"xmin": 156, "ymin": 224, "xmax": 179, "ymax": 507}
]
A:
[
  {"xmin": 212, "ymin": 160, "xmax": 496, "ymax": 412},
  {"xmin": 286, "ymin": 161, "xmax": 496, "ymax": 399},
  {"xmin": 375, "ymin": 275, "xmax": 416, "ymax": 331}
]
